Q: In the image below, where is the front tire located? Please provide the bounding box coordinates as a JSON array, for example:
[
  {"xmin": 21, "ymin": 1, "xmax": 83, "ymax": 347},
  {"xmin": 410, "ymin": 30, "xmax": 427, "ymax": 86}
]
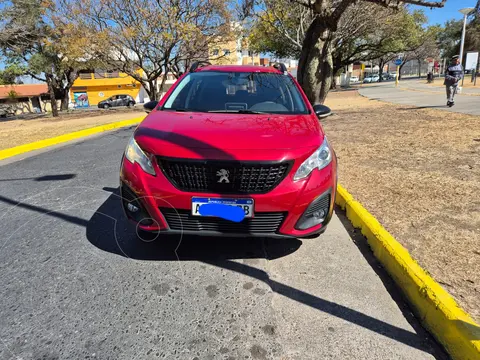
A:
[
  {"xmin": 103, "ymin": 103, "xmax": 110, "ymax": 109},
  {"xmin": 127, "ymin": 101, "xmax": 135, "ymax": 108}
]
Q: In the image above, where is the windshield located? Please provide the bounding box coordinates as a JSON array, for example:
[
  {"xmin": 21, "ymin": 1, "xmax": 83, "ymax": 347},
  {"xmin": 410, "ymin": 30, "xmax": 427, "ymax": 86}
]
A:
[{"xmin": 162, "ymin": 71, "xmax": 309, "ymax": 114}]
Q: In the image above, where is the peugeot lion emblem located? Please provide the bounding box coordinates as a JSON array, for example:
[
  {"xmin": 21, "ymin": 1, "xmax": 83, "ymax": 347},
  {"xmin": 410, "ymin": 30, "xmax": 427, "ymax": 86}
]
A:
[{"xmin": 216, "ymin": 169, "xmax": 230, "ymax": 183}]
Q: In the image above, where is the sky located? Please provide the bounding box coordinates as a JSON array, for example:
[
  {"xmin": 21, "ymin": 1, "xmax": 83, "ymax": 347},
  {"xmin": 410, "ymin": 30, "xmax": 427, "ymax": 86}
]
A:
[{"xmin": 413, "ymin": 0, "xmax": 478, "ymax": 25}]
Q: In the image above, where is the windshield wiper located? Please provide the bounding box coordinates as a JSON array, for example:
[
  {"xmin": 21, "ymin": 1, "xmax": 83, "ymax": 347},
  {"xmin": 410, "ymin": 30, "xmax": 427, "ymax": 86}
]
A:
[{"xmin": 208, "ymin": 109, "xmax": 266, "ymax": 114}]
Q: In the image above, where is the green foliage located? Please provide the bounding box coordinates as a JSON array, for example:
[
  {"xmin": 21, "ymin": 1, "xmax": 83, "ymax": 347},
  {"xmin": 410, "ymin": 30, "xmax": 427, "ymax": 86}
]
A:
[
  {"xmin": 436, "ymin": 19, "xmax": 462, "ymax": 59},
  {"xmin": 248, "ymin": 1, "xmax": 308, "ymax": 58},
  {"xmin": 248, "ymin": 1, "xmax": 429, "ymax": 69},
  {"xmin": 7, "ymin": 90, "xmax": 18, "ymax": 99},
  {"xmin": 0, "ymin": 64, "xmax": 25, "ymax": 84}
]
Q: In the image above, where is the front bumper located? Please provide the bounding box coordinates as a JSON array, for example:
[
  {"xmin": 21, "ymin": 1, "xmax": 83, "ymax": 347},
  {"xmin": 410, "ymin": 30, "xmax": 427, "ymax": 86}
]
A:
[{"xmin": 119, "ymin": 154, "xmax": 337, "ymax": 238}]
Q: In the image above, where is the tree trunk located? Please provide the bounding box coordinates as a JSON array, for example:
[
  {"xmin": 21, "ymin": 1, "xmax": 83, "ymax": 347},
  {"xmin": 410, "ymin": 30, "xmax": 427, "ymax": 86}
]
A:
[
  {"xmin": 158, "ymin": 73, "xmax": 168, "ymax": 98},
  {"xmin": 297, "ymin": 17, "xmax": 333, "ymax": 105},
  {"xmin": 330, "ymin": 76, "xmax": 337, "ymax": 90},
  {"xmin": 60, "ymin": 90, "xmax": 69, "ymax": 111},
  {"xmin": 46, "ymin": 74, "xmax": 58, "ymax": 117},
  {"xmin": 398, "ymin": 62, "xmax": 407, "ymax": 80},
  {"xmin": 378, "ymin": 60, "xmax": 385, "ymax": 82},
  {"xmin": 144, "ymin": 80, "xmax": 159, "ymax": 101},
  {"xmin": 60, "ymin": 70, "xmax": 78, "ymax": 111}
]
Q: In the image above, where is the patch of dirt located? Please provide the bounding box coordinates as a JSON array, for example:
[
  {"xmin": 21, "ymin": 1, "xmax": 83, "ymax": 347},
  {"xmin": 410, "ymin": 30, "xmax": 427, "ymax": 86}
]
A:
[
  {"xmin": 323, "ymin": 91, "xmax": 480, "ymax": 322},
  {"xmin": 0, "ymin": 108, "xmax": 145, "ymax": 150}
]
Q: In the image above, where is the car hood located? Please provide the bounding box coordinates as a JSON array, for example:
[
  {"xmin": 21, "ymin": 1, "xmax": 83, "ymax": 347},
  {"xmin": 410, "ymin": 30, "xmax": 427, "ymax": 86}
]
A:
[{"xmin": 134, "ymin": 111, "xmax": 323, "ymax": 156}]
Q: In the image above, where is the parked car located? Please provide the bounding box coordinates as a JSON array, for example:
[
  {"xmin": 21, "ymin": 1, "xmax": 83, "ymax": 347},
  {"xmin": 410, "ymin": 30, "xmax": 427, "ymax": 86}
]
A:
[
  {"xmin": 371, "ymin": 74, "xmax": 380, "ymax": 82},
  {"xmin": 349, "ymin": 75, "xmax": 359, "ymax": 83},
  {"xmin": 380, "ymin": 73, "xmax": 391, "ymax": 80},
  {"xmin": 363, "ymin": 76, "xmax": 373, "ymax": 83},
  {"xmin": 98, "ymin": 94, "xmax": 136, "ymax": 109},
  {"xmin": 120, "ymin": 62, "xmax": 338, "ymax": 241}
]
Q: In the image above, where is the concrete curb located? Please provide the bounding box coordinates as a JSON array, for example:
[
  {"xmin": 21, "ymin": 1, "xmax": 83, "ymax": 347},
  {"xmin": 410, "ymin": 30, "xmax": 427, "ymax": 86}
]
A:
[
  {"xmin": 335, "ymin": 184, "xmax": 480, "ymax": 360},
  {"xmin": 0, "ymin": 116, "xmax": 145, "ymax": 161}
]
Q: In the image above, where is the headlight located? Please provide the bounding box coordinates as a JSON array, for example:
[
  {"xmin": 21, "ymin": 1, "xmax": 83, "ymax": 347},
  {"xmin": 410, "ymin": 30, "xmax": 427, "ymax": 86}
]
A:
[
  {"xmin": 294, "ymin": 136, "xmax": 332, "ymax": 181},
  {"xmin": 124, "ymin": 136, "xmax": 156, "ymax": 176}
]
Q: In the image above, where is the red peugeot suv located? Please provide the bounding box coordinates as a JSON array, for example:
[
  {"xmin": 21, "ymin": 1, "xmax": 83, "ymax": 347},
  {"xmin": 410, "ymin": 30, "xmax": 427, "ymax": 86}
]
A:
[{"xmin": 120, "ymin": 62, "xmax": 337, "ymax": 240}]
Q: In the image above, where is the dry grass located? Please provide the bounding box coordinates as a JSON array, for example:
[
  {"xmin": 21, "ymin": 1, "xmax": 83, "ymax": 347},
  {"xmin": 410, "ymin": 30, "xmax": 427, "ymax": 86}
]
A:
[
  {"xmin": 323, "ymin": 90, "xmax": 480, "ymax": 322},
  {"xmin": 0, "ymin": 109, "xmax": 145, "ymax": 150}
]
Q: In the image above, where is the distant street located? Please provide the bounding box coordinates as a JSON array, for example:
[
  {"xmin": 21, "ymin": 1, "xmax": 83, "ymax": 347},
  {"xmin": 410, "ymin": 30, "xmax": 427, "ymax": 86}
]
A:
[{"xmin": 357, "ymin": 80, "xmax": 480, "ymax": 116}]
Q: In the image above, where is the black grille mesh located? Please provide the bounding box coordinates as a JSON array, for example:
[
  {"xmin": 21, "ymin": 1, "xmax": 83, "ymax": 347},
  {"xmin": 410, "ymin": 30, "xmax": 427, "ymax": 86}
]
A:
[
  {"xmin": 157, "ymin": 158, "xmax": 292, "ymax": 194},
  {"xmin": 160, "ymin": 208, "xmax": 286, "ymax": 234}
]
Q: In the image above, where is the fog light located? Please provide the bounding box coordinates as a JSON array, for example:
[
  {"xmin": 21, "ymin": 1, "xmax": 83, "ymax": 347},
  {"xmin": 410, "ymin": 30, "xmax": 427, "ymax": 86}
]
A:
[{"xmin": 127, "ymin": 203, "xmax": 139, "ymax": 213}]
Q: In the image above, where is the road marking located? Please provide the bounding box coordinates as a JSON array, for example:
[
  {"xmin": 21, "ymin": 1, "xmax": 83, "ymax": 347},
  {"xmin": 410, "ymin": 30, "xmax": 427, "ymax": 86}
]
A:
[
  {"xmin": 0, "ymin": 116, "xmax": 145, "ymax": 161},
  {"xmin": 335, "ymin": 184, "xmax": 480, "ymax": 360}
]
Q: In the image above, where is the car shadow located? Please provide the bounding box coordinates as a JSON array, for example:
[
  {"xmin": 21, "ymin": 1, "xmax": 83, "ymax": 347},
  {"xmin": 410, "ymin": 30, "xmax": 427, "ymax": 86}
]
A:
[
  {"xmin": 85, "ymin": 188, "xmax": 302, "ymax": 261},
  {"xmin": 0, "ymin": 173, "xmax": 76, "ymax": 182}
]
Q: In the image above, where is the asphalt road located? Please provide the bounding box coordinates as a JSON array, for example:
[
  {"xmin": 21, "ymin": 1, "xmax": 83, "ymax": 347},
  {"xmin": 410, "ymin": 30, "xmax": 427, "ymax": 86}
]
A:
[
  {"xmin": 0, "ymin": 127, "xmax": 447, "ymax": 360},
  {"xmin": 358, "ymin": 82, "xmax": 480, "ymax": 116}
]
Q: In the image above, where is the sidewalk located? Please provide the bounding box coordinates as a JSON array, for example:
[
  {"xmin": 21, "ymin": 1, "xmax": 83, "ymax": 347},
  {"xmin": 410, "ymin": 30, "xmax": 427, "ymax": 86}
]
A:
[
  {"xmin": 358, "ymin": 82, "xmax": 480, "ymax": 116},
  {"xmin": 398, "ymin": 79, "xmax": 480, "ymax": 96}
]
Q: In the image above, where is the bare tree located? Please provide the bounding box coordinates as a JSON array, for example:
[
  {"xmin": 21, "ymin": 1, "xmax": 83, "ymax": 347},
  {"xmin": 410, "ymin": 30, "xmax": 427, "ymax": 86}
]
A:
[
  {"xmin": 0, "ymin": 0, "xmax": 97, "ymax": 116},
  {"xmin": 69, "ymin": 0, "xmax": 231, "ymax": 101}
]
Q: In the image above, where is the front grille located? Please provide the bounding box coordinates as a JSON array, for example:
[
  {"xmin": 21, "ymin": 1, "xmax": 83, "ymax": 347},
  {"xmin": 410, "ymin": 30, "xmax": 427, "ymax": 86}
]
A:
[
  {"xmin": 160, "ymin": 208, "xmax": 286, "ymax": 234},
  {"xmin": 157, "ymin": 158, "xmax": 293, "ymax": 194}
]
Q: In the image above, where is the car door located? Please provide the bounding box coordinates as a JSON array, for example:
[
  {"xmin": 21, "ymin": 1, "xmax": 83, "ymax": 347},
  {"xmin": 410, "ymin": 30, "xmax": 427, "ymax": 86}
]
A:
[
  {"xmin": 108, "ymin": 95, "xmax": 117, "ymax": 107},
  {"xmin": 118, "ymin": 95, "xmax": 127, "ymax": 106}
]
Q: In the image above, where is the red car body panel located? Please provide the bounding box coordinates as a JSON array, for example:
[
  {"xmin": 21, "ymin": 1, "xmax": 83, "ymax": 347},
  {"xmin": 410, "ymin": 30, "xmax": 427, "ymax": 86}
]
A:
[{"xmin": 120, "ymin": 65, "xmax": 337, "ymax": 238}]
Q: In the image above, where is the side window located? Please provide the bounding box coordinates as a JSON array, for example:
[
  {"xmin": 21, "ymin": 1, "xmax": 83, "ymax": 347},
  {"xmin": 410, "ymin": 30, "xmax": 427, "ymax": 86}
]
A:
[
  {"xmin": 111, "ymin": 96, "xmax": 117, "ymax": 101},
  {"xmin": 164, "ymin": 75, "xmax": 192, "ymax": 109},
  {"xmin": 119, "ymin": 95, "xmax": 127, "ymax": 99}
]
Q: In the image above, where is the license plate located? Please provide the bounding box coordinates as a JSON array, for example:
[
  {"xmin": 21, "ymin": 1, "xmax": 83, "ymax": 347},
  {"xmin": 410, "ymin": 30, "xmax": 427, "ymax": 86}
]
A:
[{"xmin": 192, "ymin": 197, "xmax": 254, "ymax": 218}]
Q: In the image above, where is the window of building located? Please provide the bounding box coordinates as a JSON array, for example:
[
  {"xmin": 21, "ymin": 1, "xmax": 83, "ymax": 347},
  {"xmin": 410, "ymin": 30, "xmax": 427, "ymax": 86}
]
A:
[
  {"xmin": 79, "ymin": 71, "xmax": 93, "ymax": 80},
  {"xmin": 224, "ymin": 49, "xmax": 231, "ymax": 56},
  {"xmin": 94, "ymin": 70, "xmax": 106, "ymax": 79},
  {"xmin": 212, "ymin": 49, "xmax": 219, "ymax": 56},
  {"xmin": 106, "ymin": 71, "xmax": 119, "ymax": 78}
]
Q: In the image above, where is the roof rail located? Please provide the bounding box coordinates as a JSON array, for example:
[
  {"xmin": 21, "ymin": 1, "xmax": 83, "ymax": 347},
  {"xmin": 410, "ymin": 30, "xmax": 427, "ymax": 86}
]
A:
[
  {"xmin": 189, "ymin": 61, "xmax": 212, "ymax": 73},
  {"xmin": 272, "ymin": 62, "xmax": 288, "ymax": 74}
]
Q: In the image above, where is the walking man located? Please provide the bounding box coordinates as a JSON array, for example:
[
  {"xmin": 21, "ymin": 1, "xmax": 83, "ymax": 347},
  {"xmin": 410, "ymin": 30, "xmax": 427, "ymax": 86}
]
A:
[{"xmin": 444, "ymin": 55, "xmax": 464, "ymax": 107}]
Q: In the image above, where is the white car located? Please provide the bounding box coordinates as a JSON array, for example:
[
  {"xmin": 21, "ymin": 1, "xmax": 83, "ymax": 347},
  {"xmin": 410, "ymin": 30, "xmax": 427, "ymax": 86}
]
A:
[
  {"xmin": 349, "ymin": 75, "xmax": 359, "ymax": 83},
  {"xmin": 371, "ymin": 74, "xmax": 380, "ymax": 82}
]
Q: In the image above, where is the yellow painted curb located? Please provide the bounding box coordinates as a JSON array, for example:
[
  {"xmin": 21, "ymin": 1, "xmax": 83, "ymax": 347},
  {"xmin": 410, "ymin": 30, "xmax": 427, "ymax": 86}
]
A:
[
  {"xmin": 335, "ymin": 184, "xmax": 480, "ymax": 360},
  {"xmin": 0, "ymin": 116, "xmax": 145, "ymax": 161}
]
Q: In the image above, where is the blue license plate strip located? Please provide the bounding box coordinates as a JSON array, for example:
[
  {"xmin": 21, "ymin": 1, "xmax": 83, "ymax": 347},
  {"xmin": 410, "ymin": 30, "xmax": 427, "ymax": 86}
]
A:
[{"xmin": 191, "ymin": 197, "xmax": 254, "ymax": 218}]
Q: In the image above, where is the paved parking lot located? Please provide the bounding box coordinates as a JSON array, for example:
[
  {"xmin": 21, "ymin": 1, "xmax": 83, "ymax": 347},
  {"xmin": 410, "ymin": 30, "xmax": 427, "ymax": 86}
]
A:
[{"xmin": 0, "ymin": 128, "xmax": 447, "ymax": 359}]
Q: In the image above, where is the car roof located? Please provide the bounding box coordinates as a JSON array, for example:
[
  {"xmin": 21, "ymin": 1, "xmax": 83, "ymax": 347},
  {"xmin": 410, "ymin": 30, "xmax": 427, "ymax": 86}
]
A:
[{"xmin": 194, "ymin": 64, "xmax": 286, "ymax": 74}]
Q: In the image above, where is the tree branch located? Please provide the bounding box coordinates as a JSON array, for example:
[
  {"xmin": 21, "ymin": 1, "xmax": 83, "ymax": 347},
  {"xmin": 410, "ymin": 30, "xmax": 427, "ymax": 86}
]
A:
[{"xmin": 363, "ymin": 0, "xmax": 445, "ymax": 8}]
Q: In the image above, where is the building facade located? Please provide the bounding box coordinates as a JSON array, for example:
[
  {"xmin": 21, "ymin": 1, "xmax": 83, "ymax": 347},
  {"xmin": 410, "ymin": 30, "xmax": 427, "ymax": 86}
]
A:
[
  {"xmin": 0, "ymin": 84, "xmax": 57, "ymax": 115},
  {"xmin": 70, "ymin": 70, "xmax": 143, "ymax": 107}
]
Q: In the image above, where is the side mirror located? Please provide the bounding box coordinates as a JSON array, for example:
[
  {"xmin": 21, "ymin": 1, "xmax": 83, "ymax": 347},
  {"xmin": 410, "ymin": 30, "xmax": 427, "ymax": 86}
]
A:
[
  {"xmin": 143, "ymin": 100, "xmax": 158, "ymax": 113},
  {"xmin": 312, "ymin": 104, "xmax": 332, "ymax": 119}
]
